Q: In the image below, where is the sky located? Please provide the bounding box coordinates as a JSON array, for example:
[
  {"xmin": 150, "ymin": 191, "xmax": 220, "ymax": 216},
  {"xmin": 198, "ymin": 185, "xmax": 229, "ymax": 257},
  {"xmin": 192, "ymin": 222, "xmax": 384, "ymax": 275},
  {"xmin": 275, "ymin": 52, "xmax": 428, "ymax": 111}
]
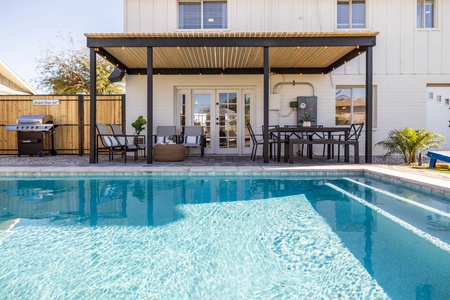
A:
[{"xmin": 0, "ymin": 0, "xmax": 123, "ymax": 93}]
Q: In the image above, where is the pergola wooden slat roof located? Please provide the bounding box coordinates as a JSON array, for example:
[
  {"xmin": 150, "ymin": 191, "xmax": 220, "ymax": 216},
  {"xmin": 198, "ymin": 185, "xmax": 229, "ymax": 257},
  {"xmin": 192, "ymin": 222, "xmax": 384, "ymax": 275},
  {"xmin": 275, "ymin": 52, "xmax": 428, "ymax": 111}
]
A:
[
  {"xmin": 86, "ymin": 31, "xmax": 378, "ymax": 164},
  {"xmin": 86, "ymin": 31, "xmax": 378, "ymax": 75}
]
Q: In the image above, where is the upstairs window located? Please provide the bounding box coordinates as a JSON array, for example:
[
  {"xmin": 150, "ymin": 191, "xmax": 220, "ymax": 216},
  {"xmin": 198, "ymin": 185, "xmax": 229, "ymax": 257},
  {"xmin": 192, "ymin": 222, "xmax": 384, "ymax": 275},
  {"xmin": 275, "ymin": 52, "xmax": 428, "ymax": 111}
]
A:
[
  {"xmin": 179, "ymin": 1, "xmax": 227, "ymax": 30},
  {"xmin": 337, "ymin": 0, "xmax": 366, "ymax": 29},
  {"xmin": 417, "ymin": 0, "xmax": 435, "ymax": 28}
]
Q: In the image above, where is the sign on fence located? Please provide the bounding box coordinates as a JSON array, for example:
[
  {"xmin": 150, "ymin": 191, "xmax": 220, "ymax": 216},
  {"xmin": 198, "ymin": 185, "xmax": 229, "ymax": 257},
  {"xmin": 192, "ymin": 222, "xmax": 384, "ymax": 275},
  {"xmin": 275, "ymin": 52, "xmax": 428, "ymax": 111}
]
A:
[{"xmin": 32, "ymin": 100, "xmax": 60, "ymax": 106}]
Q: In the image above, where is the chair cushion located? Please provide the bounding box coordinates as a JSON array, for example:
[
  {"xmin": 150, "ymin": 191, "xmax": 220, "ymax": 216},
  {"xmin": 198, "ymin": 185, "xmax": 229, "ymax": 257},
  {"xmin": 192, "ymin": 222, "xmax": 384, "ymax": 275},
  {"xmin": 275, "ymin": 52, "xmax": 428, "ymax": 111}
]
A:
[
  {"xmin": 184, "ymin": 135, "xmax": 199, "ymax": 144},
  {"xmin": 102, "ymin": 136, "xmax": 120, "ymax": 147}
]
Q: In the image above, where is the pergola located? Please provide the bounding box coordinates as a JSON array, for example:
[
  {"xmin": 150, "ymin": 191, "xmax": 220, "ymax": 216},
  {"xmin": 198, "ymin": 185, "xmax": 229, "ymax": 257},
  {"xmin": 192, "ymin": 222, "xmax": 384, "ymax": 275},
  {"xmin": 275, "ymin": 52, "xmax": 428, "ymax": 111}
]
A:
[{"xmin": 86, "ymin": 31, "xmax": 378, "ymax": 164}]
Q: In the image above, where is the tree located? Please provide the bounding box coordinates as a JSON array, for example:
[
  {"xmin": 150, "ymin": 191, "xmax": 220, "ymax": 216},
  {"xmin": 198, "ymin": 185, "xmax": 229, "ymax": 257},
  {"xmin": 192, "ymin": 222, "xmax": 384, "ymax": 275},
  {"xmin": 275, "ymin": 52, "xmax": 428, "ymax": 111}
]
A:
[
  {"xmin": 375, "ymin": 128, "xmax": 446, "ymax": 164},
  {"xmin": 36, "ymin": 35, "xmax": 124, "ymax": 94}
]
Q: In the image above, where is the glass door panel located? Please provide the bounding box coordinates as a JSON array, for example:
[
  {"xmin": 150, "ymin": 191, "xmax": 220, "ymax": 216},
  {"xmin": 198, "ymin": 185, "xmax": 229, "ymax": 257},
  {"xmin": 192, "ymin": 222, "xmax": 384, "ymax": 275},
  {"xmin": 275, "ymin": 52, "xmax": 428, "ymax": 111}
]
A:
[
  {"xmin": 193, "ymin": 93, "xmax": 211, "ymax": 148},
  {"xmin": 218, "ymin": 92, "xmax": 238, "ymax": 150}
]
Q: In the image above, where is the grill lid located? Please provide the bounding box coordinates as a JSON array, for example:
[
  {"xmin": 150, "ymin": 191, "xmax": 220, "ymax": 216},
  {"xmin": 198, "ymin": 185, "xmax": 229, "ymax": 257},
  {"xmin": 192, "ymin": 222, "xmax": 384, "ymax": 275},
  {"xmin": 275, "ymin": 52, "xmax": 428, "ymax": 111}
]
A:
[{"xmin": 17, "ymin": 115, "xmax": 53, "ymax": 124}]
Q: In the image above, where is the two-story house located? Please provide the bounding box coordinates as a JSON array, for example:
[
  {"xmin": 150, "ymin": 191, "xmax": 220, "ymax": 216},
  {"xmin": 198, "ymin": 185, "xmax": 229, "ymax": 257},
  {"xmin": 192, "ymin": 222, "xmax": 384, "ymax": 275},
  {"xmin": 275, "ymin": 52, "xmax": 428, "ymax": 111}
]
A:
[{"xmin": 86, "ymin": 0, "xmax": 450, "ymax": 163}]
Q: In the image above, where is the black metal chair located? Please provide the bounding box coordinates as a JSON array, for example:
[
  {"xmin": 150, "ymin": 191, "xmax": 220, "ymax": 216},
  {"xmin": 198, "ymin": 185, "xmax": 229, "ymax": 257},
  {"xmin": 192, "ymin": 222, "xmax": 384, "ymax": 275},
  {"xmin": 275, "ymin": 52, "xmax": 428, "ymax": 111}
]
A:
[
  {"xmin": 110, "ymin": 124, "xmax": 146, "ymax": 158},
  {"xmin": 247, "ymin": 123, "xmax": 276, "ymax": 161},
  {"xmin": 181, "ymin": 126, "xmax": 206, "ymax": 157},
  {"xmin": 336, "ymin": 123, "xmax": 364, "ymax": 162},
  {"xmin": 96, "ymin": 123, "xmax": 138, "ymax": 162},
  {"xmin": 283, "ymin": 125, "xmax": 305, "ymax": 157},
  {"xmin": 154, "ymin": 125, "xmax": 178, "ymax": 145}
]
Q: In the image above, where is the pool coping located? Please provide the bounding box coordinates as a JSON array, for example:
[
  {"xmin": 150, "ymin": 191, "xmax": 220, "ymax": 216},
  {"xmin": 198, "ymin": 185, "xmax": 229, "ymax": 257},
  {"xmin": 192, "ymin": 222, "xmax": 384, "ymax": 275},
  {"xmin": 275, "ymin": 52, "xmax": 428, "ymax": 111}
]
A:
[{"xmin": 1, "ymin": 164, "xmax": 449, "ymax": 199}]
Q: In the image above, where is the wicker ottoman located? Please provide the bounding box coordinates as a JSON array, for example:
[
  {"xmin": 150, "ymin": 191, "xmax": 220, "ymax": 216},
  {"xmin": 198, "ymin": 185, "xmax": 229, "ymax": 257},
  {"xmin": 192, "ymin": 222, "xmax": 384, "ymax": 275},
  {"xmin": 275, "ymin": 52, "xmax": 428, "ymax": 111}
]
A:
[{"xmin": 153, "ymin": 144, "xmax": 186, "ymax": 162}]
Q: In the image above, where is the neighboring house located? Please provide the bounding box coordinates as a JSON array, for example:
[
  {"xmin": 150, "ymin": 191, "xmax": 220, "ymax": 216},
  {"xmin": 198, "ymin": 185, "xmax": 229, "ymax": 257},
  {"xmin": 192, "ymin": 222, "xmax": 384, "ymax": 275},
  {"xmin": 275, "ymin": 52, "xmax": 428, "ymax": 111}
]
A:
[
  {"xmin": 0, "ymin": 60, "xmax": 36, "ymax": 95},
  {"xmin": 87, "ymin": 0, "xmax": 450, "ymax": 163}
]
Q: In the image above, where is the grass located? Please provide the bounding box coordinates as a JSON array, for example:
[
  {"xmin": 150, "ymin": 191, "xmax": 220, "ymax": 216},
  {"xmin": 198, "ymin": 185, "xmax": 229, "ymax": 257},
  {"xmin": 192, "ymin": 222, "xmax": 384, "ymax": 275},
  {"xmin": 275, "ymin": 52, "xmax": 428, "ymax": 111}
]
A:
[{"xmin": 410, "ymin": 165, "xmax": 450, "ymax": 174}]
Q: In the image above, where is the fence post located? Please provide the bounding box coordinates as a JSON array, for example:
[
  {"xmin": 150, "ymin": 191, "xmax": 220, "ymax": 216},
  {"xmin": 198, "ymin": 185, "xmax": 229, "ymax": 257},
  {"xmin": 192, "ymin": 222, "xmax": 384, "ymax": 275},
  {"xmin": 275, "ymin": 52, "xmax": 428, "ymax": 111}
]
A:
[
  {"xmin": 78, "ymin": 95, "xmax": 84, "ymax": 156},
  {"xmin": 121, "ymin": 94, "xmax": 126, "ymax": 130}
]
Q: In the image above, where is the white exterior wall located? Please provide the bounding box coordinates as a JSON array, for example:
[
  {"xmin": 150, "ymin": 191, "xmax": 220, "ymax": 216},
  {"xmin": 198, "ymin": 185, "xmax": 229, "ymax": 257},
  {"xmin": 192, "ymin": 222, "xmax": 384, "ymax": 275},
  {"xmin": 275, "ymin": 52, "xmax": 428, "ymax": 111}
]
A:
[{"xmin": 123, "ymin": 0, "xmax": 450, "ymax": 155}]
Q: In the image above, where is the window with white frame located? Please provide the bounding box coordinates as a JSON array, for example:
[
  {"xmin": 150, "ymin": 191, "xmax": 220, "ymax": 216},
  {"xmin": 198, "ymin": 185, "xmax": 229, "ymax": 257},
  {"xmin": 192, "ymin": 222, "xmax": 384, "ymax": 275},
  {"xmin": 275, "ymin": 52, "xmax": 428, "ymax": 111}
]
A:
[
  {"xmin": 417, "ymin": 0, "xmax": 435, "ymax": 28},
  {"xmin": 337, "ymin": 0, "xmax": 366, "ymax": 29},
  {"xmin": 335, "ymin": 87, "xmax": 366, "ymax": 125},
  {"xmin": 179, "ymin": 0, "xmax": 227, "ymax": 30}
]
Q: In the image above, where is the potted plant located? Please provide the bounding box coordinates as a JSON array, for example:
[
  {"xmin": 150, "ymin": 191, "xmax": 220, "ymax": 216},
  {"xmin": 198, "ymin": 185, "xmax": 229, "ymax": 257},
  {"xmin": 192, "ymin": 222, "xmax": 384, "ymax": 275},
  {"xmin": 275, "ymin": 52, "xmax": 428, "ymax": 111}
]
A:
[
  {"xmin": 131, "ymin": 116, "xmax": 147, "ymax": 135},
  {"xmin": 298, "ymin": 112, "xmax": 315, "ymax": 127},
  {"xmin": 166, "ymin": 135, "xmax": 175, "ymax": 144}
]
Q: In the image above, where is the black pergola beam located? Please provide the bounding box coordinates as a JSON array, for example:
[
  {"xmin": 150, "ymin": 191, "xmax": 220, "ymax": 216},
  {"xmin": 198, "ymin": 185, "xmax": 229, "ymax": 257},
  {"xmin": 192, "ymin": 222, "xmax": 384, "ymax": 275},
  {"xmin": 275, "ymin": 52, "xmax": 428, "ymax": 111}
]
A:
[
  {"xmin": 87, "ymin": 36, "xmax": 376, "ymax": 48},
  {"xmin": 126, "ymin": 67, "xmax": 328, "ymax": 75},
  {"xmin": 326, "ymin": 47, "xmax": 368, "ymax": 73},
  {"xmin": 96, "ymin": 48, "xmax": 130, "ymax": 72}
]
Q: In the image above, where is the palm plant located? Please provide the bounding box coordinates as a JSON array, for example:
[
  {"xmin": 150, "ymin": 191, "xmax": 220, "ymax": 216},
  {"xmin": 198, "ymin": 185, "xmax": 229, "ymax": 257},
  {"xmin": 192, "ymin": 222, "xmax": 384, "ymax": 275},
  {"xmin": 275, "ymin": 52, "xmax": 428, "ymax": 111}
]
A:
[{"xmin": 375, "ymin": 128, "xmax": 446, "ymax": 164}]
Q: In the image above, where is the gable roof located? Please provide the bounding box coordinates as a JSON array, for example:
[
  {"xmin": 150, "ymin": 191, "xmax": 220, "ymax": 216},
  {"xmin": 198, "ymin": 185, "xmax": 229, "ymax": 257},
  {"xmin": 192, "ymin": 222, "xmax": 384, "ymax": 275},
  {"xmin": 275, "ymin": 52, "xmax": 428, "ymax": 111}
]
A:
[{"xmin": 0, "ymin": 60, "xmax": 36, "ymax": 95}]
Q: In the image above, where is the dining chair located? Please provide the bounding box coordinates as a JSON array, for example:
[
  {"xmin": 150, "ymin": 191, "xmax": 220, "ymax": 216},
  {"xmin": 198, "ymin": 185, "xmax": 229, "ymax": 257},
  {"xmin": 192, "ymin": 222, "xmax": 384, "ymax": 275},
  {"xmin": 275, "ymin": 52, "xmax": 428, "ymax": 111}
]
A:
[
  {"xmin": 247, "ymin": 123, "xmax": 276, "ymax": 161},
  {"xmin": 283, "ymin": 125, "xmax": 306, "ymax": 157},
  {"xmin": 336, "ymin": 123, "xmax": 364, "ymax": 162},
  {"xmin": 263, "ymin": 125, "xmax": 283, "ymax": 161},
  {"xmin": 311, "ymin": 125, "xmax": 327, "ymax": 157}
]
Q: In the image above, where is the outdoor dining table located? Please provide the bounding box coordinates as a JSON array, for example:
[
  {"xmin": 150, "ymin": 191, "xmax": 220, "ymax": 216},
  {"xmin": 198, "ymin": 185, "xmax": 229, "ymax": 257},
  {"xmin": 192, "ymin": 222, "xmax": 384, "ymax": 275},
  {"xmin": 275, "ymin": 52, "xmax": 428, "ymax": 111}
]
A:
[{"xmin": 268, "ymin": 126, "xmax": 352, "ymax": 162}]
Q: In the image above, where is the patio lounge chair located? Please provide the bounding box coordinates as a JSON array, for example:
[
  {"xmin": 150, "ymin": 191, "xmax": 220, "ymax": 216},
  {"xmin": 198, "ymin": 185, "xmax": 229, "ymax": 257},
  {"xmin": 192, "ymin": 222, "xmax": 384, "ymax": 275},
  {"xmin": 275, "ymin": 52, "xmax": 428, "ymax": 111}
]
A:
[
  {"xmin": 96, "ymin": 123, "xmax": 138, "ymax": 162},
  {"xmin": 182, "ymin": 126, "xmax": 205, "ymax": 157},
  {"xmin": 154, "ymin": 125, "xmax": 178, "ymax": 145},
  {"xmin": 110, "ymin": 123, "xmax": 146, "ymax": 157}
]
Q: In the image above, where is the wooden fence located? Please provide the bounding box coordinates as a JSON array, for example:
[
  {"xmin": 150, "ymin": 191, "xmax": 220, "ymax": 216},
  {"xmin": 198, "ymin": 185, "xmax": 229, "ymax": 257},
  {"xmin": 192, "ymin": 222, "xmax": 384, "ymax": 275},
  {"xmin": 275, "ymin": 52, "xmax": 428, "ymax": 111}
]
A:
[{"xmin": 0, "ymin": 95, "xmax": 124, "ymax": 155}]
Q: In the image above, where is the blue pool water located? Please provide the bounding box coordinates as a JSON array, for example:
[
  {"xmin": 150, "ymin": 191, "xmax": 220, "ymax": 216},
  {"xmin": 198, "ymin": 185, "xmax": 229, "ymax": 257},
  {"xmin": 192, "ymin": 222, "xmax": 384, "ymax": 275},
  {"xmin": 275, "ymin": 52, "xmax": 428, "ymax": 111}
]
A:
[{"xmin": 0, "ymin": 175, "xmax": 449, "ymax": 299}]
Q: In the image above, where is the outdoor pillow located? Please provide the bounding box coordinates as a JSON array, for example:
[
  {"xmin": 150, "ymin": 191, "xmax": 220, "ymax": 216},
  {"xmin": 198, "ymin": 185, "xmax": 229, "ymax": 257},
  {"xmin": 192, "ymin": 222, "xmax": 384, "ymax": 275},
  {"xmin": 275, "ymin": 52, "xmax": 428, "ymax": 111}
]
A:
[{"xmin": 184, "ymin": 136, "xmax": 199, "ymax": 144}]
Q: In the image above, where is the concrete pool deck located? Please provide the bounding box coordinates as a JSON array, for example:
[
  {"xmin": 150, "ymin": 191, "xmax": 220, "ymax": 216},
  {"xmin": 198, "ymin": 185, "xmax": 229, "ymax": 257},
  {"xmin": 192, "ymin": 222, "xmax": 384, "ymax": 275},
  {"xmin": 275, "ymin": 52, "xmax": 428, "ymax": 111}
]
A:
[{"xmin": 1, "ymin": 154, "xmax": 449, "ymax": 198}]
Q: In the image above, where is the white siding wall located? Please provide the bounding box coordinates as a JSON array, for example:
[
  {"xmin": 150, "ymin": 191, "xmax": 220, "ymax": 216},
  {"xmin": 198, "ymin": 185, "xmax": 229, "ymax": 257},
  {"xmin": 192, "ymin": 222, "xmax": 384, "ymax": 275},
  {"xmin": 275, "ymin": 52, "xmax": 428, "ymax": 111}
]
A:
[
  {"xmin": 123, "ymin": 0, "xmax": 450, "ymax": 156},
  {"xmin": 123, "ymin": 0, "xmax": 450, "ymax": 76},
  {"xmin": 426, "ymin": 86, "xmax": 450, "ymax": 150}
]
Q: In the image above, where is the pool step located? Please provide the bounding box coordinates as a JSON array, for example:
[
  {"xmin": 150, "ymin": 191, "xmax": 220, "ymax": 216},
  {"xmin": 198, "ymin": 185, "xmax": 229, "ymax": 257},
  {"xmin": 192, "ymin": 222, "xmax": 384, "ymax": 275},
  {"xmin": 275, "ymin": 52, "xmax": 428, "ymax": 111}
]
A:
[{"xmin": 325, "ymin": 182, "xmax": 450, "ymax": 254}]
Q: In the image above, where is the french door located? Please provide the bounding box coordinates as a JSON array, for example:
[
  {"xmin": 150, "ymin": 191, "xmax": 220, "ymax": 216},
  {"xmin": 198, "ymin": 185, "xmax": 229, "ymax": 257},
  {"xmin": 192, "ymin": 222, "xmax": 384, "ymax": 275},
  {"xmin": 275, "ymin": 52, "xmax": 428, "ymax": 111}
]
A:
[{"xmin": 177, "ymin": 88, "xmax": 253, "ymax": 155}]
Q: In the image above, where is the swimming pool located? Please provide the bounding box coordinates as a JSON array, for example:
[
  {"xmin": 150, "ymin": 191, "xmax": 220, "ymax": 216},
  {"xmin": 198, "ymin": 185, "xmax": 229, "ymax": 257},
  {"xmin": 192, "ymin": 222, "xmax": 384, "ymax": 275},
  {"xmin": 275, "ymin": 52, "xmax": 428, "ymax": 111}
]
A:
[{"xmin": 1, "ymin": 174, "xmax": 449, "ymax": 299}]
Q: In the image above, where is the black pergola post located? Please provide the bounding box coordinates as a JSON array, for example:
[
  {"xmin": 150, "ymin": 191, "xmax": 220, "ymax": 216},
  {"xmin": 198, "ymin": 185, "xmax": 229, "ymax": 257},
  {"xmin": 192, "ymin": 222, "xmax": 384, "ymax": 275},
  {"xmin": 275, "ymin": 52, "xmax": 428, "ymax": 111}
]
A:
[
  {"xmin": 78, "ymin": 95, "xmax": 84, "ymax": 156},
  {"xmin": 147, "ymin": 47, "xmax": 154, "ymax": 164},
  {"xmin": 89, "ymin": 48, "xmax": 97, "ymax": 163},
  {"xmin": 263, "ymin": 46, "xmax": 270, "ymax": 163},
  {"xmin": 365, "ymin": 47, "xmax": 373, "ymax": 163}
]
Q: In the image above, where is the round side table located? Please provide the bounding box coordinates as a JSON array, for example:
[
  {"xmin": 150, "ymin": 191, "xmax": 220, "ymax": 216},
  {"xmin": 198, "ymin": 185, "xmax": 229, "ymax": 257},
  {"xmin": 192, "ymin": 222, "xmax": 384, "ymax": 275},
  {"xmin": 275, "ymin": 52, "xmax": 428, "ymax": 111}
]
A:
[{"xmin": 153, "ymin": 144, "xmax": 186, "ymax": 162}]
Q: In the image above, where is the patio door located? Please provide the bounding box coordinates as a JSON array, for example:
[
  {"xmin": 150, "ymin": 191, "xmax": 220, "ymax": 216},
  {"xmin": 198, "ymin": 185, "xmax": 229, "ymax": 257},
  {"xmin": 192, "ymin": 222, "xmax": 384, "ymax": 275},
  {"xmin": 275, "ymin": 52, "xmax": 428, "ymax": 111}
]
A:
[
  {"xmin": 177, "ymin": 87, "xmax": 253, "ymax": 155},
  {"xmin": 189, "ymin": 89, "xmax": 239, "ymax": 155}
]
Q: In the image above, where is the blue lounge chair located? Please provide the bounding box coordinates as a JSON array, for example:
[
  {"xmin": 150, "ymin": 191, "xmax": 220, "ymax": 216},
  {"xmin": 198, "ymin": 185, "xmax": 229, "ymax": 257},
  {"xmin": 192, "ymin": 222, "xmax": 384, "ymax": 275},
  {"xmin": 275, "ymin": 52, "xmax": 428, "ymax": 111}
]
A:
[{"xmin": 427, "ymin": 151, "xmax": 450, "ymax": 168}]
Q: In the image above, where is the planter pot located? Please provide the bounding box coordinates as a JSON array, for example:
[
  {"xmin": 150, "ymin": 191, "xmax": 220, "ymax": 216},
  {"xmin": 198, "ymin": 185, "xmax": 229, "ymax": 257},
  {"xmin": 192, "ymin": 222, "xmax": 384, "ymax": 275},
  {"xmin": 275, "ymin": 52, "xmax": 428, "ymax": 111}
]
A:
[{"xmin": 302, "ymin": 121, "xmax": 312, "ymax": 127}]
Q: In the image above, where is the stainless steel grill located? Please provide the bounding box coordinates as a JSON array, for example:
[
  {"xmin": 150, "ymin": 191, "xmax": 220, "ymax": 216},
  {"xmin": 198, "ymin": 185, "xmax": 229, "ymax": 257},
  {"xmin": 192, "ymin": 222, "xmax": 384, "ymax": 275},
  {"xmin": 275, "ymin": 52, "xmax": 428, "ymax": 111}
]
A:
[
  {"xmin": 6, "ymin": 115, "xmax": 57, "ymax": 156},
  {"xmin": 6, "ymin": 115, "xmax": 54, "ymax": 132}
]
